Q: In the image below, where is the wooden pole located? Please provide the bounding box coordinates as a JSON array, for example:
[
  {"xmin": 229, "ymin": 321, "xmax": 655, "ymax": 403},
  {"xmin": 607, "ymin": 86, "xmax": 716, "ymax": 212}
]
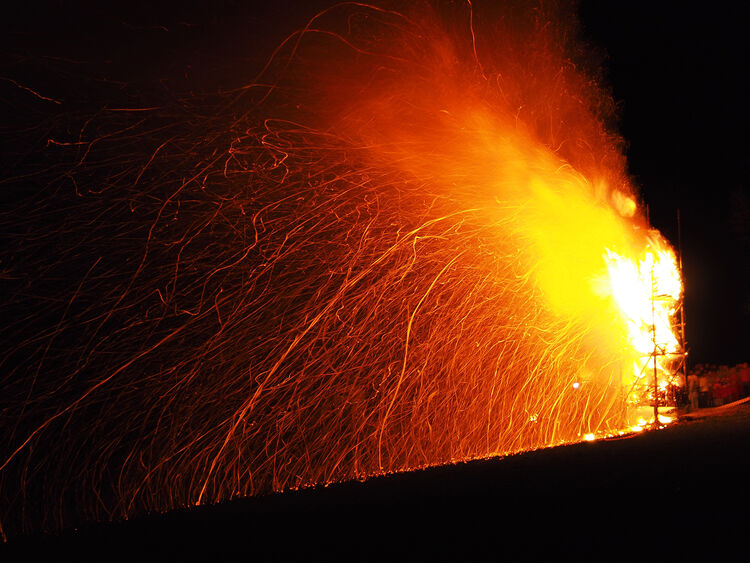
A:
[
  {"xmin": 677, "ymin": 209, "xmax": 688, "ymax": 391},
  {"xmin": 652, "ymin": 265, "xmax": 659, "ymax": 426}
]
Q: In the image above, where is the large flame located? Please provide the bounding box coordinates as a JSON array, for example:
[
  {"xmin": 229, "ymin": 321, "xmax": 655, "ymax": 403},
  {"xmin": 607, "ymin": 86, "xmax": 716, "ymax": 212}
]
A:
[
  {"xmin": 0, "ymin": 1, "xmax": 684, "ymax": 536},
  {"xmin": 605, "ymin": 237, "xmax": 682, "ymax": 408}
]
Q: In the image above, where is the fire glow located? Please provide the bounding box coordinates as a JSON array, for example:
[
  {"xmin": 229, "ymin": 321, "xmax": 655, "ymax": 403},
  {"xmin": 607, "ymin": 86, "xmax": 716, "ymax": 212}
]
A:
[{"xmin": 0, "ymin": 1, "xmax": 683, "ymax": 536}]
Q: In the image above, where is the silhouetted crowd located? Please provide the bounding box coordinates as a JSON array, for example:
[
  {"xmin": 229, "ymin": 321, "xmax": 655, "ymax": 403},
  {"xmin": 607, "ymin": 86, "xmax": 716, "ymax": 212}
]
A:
[{"xmin": 687, "ymin": 363, "xmax": 750, "ymax": 409}]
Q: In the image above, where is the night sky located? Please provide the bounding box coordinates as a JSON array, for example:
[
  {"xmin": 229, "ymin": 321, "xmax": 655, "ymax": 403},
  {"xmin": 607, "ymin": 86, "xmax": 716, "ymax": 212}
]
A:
[{"xmin": 2, "ymin": 0, "xmax": 747, "ymax": 366}]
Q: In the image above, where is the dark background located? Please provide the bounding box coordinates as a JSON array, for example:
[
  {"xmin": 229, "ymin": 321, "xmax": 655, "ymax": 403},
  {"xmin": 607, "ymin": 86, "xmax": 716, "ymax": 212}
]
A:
[{"xmin": 2, "ymin": 0, "xmax": 748, "ymax": 366}]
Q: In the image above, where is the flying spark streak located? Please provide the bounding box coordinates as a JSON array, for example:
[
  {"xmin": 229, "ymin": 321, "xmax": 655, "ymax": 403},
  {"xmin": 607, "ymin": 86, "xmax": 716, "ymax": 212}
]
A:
[{"xmin": 0, "ymin": 1, "xmax": 683, "ymax": 536}]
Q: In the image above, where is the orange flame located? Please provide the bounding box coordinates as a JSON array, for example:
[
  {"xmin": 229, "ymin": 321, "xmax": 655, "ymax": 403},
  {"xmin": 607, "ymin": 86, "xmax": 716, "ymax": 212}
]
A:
[{"xmin": 0, "ymin": 1, "xmax": 686, "ymax": 534}]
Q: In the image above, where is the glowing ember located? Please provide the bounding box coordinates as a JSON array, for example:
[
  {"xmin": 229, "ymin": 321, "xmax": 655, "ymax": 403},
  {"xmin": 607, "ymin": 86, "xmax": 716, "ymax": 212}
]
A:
[{"xmin": 0, "ymin": 1, "xmax": 684, "ymax": 536}]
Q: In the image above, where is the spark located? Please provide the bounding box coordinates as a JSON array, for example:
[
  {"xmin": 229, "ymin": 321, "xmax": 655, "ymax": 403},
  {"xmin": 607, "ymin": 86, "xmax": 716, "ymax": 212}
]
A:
[{"xmin": 0, "ymin": 1, "xmax": 683, "ymax": 535}]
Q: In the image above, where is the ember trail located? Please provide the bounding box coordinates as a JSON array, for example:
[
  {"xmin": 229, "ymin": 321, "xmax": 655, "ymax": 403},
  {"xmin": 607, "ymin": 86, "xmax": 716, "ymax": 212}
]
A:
[{"xmin": 0, "ymin": 1, "xmax": 683, "ymax": 536}]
